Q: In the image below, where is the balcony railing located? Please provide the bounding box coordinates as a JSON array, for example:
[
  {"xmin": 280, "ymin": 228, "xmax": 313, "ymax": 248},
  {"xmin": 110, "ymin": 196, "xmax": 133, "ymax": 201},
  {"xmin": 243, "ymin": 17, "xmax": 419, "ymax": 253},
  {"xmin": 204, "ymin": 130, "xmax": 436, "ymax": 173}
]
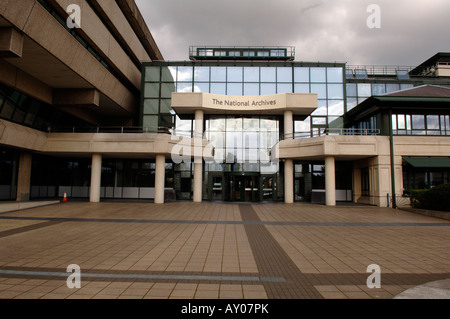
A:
[
  {"xmin": 282, "ymin": 128, "xmax": 381, "ymax": 140},
  {"xmin": 189, "ymin": 46, "xmax": 295, "ymax": 61}
]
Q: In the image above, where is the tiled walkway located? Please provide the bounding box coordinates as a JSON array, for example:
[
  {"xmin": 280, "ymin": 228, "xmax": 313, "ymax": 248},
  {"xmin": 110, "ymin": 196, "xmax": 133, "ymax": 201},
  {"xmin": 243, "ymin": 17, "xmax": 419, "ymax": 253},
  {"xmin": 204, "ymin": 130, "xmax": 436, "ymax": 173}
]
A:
[{"xmin": 0, "ymin": 201, "xmax": 449, "ymax": 299}]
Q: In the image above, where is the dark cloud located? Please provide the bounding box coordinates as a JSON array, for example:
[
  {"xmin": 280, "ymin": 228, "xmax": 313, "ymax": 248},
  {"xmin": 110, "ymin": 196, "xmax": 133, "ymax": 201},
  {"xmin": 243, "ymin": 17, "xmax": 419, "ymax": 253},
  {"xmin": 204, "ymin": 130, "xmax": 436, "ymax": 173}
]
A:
[{"xmin": 136, "ymin": 0, "xmax": 450, "ymax": 66}]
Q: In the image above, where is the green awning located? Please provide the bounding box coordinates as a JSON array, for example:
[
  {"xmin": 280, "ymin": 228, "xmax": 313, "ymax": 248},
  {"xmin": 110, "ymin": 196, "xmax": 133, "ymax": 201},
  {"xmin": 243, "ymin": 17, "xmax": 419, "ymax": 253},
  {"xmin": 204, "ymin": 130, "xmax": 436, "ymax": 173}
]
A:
[{"xmin": 403, "ymin": 157, "xmax": 450, "ymax": 168}]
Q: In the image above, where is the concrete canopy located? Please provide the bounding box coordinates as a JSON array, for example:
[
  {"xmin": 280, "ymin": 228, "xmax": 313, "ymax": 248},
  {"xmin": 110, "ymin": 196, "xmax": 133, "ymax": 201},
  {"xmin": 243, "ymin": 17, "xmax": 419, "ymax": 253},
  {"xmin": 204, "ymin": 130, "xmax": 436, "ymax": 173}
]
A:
[{"xmin": 171, "ymin": 92, "xmax": 317, "ymax": 117}]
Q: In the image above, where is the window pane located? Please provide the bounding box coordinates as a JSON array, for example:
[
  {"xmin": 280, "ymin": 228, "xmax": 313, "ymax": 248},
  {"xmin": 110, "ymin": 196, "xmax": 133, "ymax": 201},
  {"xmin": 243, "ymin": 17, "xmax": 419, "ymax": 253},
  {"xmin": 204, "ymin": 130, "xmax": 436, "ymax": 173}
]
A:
[
  {"xmin": 208, "ymin": 117, "xmax": 225, "ymax": 131},
  {"xmin": 327, "ymin": 67, "xmax": 343, "ymax": 83},
  {"xmin": 277, "ymin": 67, "xmax": 292, "ymax": 82},
  {"xmin": 277, "ymin": 83, "xmax": 292, "ymax": 94},
  {"xmin": 261, "ymin": 67, "xmax": 276, "ymax": 82},
  {"xmin": 211, "ymin": 67, "xmax": 226, "ymax": 81},
  {"xmin": 427, "ymin": 115, "xmax": 440, "ymax": 130},
  {"xmin": 161, "ymin": 83, "xmax": 175, "ymax": 98},
  {"xmin": 357, "ymin": 83, "xmax": 371, "ymax": 97},
  {"xmin": 210, "ymin": 83, "xmax": 226, "ymax": 94},
  {"xmin": 227, "ymin": 83, "xmax": 242, "ymax": 95},
  {"xmin": 386, "ymin": 84, "xmax": 400, "ymax": 93},
  {"xmin": 261, "ymin": 83, "xmax": 276, "ymax": 95},
  {"xmin": 194, "ymin": 66, "xmax": 210, "ymax": 81},
  {"xmin": 346, "ymin": 83, "xmax": 357, "ymax": 96},
  {"xmin": 311, "ymin": 84, "xmax": 327, "ymax": 99},
  {"xmin": 177, "ymin": 67, "xmax": 193, "ymax": 81},
  {"xmin": 226, "ymin": 131, "xmax": 243, "ymax": 148},
  {"xmin": 412, "ymin": 115, "xmax": 425, "ymax": 129},
  {"xmin": 244, "ymin": 67, "xmax": 259, "ymax": 82},
  {"xmin": 243, "ymin": 83, "xmax": 259, "ymax": 96},
  {"xmin": 294, "ymin": 83, "xmax": 309, "ymax": 93},
  {"xmin": 243, "ymin": 131, "xmax": 259, "ymax": 149},
  {"xmin": 346, "ymin": 98, "xmax": 358, "ymax": 111},
  {"xmin": 397, "ymin": 114, "xmax": 405, "ymax": 130},
  {"xmin": 310, "ymin": 67, "xmax": 326, "ymax": 82},
  {"xmin": 294, "ymin": 67, "xmax": 309, "ymax": 82},
  {"xmin": 400, "ymin": 83, "xmax": 414, "ymax": 90},
  {"xmin": 392, "ymin": 114, "xmax": 397, "ymax": 130},
  {"xmin": 243, "ymin": 118, "xmax": 259, "ymax": 131},
  {"xmin": 162, "ymin": 67, "xmax": 176, "ymax": 81},
  {"xmin": 226, "ymin": 117, "xmax": 242, "ymax": 130},
  {"xmin": 145, "ymin": 67, "xmax": 160, "ymax": 81},
  {"xmin": 327, "ymin": 84, "xmax": 343, "ymax": 99},
  {"xmin": 177, "ymin": 83, "xmax": 193, "ymax": 93},
  {"xmin": 144, "ymin": 83, "xmax": 159, "ymax": 97},
  {"xmin": 143, "ymin": 99, "xmax": 159, "ymax": 114},
  {"xmin": 208, "ymin": 132, "xmax": 225, "ymax": 148},
  {"xmin": 312, "ymin": 100, "xmax": 327, "ymax": 116},
  {"xmin": 372, "ymin": 84, "xmax": 386, "ymax": 95},
  {"xmin": 193, "ymin": 83, "xmax": 209, "ymax": 93},
  {"xmin": 227, "ymin": 67, "xmax": 243, "ymax": 82},
  {"xmin": 328, "ymin": 100, "xmax": 344, "ymax": 116}
]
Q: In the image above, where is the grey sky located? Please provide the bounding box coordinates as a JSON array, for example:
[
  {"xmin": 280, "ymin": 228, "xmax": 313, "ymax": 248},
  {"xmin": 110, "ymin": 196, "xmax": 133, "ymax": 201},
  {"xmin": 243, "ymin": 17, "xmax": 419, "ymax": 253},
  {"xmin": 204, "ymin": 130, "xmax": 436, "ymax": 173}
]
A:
[{"xmin": 136, "ymin": 0, "xmax": 450, "ymax": 66}]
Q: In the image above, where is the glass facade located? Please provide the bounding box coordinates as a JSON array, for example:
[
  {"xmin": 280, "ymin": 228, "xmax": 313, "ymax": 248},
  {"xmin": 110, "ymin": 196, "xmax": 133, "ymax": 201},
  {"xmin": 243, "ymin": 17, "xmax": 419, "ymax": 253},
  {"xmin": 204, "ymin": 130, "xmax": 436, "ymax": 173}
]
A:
[{"xmin": 141, "ymin": 62, "xmax": 346, "ymax": 138}]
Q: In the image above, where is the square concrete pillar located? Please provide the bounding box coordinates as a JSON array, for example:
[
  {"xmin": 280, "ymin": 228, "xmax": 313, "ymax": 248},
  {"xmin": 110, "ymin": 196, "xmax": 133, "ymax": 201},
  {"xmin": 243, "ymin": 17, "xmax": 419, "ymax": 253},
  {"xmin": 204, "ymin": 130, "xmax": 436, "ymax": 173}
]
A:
[
  {"xmin": 89, "ymin": 154, "xmax": 102, "ymax": 203},
  {"xmin": 16, "ymin": 151, "xmax": 32, "ymax": 202},
  {"xmin": 325, "ymin": 156, "xmax": 336, "ymax": 206},
  {"xmin": 154, "ymin": 154, "xmax": 166, "ymax": 204}
]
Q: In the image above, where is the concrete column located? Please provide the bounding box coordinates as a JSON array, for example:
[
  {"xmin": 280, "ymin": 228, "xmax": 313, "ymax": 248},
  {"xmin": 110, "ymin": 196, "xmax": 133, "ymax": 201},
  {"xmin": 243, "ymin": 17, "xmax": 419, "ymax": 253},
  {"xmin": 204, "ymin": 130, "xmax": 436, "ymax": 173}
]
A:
[
  {"xmin": 325, "ymin": 156, "xmax": 336, "ymax": 206},
  {"xmin": 193, "ymin": 109, "xmax": 204, "ymax": 203},
  {"xmin": 284, "ymin": 110, "xmax": 293, "ymax": 139},
  {"xmin": 154, "ymin": 154, "xmax": 166, "ymax": 204},
  {"xmin": 284, "ymin": 159, "xmax": 294, "ymax": 204},
  {"xmin": 283, "ymin": 110, "xmax": 294, "ymax": 203},
  {"xmin": 16, "ymin": 151, "xmax": 32, "ymax": 202},
  {"xmin": 89, "ymin": 154, "xmax": 102, "ymax": 203}
]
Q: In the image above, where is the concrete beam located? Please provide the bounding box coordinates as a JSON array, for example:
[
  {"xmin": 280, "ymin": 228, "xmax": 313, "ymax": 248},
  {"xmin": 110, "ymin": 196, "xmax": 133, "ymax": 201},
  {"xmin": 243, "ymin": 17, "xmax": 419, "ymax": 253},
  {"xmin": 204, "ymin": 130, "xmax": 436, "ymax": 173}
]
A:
[
  {"xmin": 53, "ymin": 89, "xmax": 100, "ymax": 107},
  {"xmin": 0, "ymin": 27, "xmax": 24, "ymax": 58}
]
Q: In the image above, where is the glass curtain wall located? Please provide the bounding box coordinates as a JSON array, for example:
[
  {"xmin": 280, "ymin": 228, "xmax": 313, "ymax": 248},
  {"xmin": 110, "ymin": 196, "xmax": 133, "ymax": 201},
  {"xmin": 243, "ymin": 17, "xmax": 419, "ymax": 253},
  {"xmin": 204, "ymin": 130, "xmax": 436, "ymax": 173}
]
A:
[{"xmin": 142, "ymin": 63, "xmax": 346, "ymax": 138}]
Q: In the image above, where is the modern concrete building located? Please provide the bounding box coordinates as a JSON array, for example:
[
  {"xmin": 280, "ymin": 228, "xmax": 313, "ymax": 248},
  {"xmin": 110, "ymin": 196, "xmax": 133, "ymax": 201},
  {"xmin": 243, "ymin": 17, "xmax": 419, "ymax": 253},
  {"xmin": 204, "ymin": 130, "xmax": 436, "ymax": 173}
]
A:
[{"xmin": 1, "ymin": 1, "xmax": 450, "ymax": 208}]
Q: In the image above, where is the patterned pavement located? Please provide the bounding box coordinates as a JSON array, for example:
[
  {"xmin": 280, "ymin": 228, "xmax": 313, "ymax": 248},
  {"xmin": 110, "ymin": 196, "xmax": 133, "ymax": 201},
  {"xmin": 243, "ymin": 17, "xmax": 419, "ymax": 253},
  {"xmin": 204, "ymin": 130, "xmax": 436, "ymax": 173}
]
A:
[{"xmin": 0, "ymin": 201, "xmax": 449, "ymax": 299}]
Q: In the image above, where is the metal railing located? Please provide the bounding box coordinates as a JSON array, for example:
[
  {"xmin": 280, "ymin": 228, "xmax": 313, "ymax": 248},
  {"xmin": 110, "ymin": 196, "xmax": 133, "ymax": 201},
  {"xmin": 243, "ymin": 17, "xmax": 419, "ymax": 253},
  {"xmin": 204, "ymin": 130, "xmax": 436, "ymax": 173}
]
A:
[
  {"xmin": 346, "ymin": 65, "xmax": 414, "ymax": 76},
  {"xmin": 283, "ymin": 128, "xmax": 381, "ymax": 140},
  {"xmin": 47, "ymin": 126, "xmax": 172, "ymax": 134}
]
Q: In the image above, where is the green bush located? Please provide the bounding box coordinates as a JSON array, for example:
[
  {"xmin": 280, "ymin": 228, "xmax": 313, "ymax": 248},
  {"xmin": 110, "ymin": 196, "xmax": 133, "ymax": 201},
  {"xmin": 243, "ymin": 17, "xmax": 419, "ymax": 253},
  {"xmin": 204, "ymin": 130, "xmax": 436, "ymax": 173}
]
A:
[
  {"xmin": 409, "ymin": 189, "xmax": 429, "ymax": 209},
  {"xmin": 409, "ymin": 184, "xmax": 450, "ymax": 212}
]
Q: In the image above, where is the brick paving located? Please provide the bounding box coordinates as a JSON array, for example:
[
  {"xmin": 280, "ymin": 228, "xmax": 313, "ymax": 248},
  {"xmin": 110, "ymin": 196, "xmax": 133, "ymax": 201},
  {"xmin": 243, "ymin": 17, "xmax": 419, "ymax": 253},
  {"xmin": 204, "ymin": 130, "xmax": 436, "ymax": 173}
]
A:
[{"xmin": 0, "ymin": 201, "xmax": 448, "ymax": 299}]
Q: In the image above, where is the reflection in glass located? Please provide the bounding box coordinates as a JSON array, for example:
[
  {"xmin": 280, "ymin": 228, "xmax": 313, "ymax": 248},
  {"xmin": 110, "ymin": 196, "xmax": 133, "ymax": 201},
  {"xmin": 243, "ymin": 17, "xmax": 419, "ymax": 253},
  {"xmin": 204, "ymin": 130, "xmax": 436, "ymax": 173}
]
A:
[
  {"xmin": 310, "ymin": 67, "xmax": 326, "ymax": 82},
  {"xmin": 327, "ymin": 84, "xmax": 343, "ymax": 99},
  {"xmin": 227, "ymin": 83, "xmax": 243, "ymax": 95},
  {"xmin": 244, "ymin": 67, "xmax": 259, "ymax": 82},
  {"xmin": 372, "ymin": 83, "xmax": 386, "ymax": 95},
  {"xmin": 294, "ymin": 83, "xmax": 309, "ymax": 93},
  {"xmin": 194, "ymin": 66, "xmax": 210, "ymax": 81},
  {"xmin": 261, "ymin": 67, "xmax": 276, "ymax": 82},
  {"xmin": 294, "ymin": 67, "xmax": 309, "ymax": 82},
  {"xmin": 328, "ymin": 100, "xmax": 344, "ymax": 116},
  {"xmin": 327, "ymin": 67, "xmax": 343, "ymax": 83},
  {"xmin": 145, "ymin": 67, "xmax": 160, "ymax": 81},
  {"xmin": 244, "ymin": 83, "xmax": 259, "ymax": 96},
  {"xmin": 277, "ymin": 83, "xmax": 292, "ymax": 94},
  {"xmin": 412, "ymin": 115, "xmax": 425, "ymax": 129},
  {"xmin": 177, "ymin": 67, "xmax": 193, "ymax": 81},
  {"xmin": 144, "ymin": 83, "xmax": 159, "ymax": 97},
  {"xmin": 193, "ymin": 83, "xmax": 209, "ymax": 93},
  {"xmin": 243, "ymin": 118, "xmax": 259, "ymax": 130},
  {"xmin": 427, "ymin": 115, "xmax": 440, "ymax": 130},
  {"xmin": 311, "ymin": 84, "xmax": 327, "ymax": 99},
  {"xmin": 227, "ymin": 67, "xmax": 243, "ymax": 82},
  {"xmin": 277, "ymin": 67, "xmax": 292, "ymax": 82},
  {"xmin": 211, "ymin": 67, "xmax": 226, "ymax": 81},
  {"xmin": 226, "ymin": 117, "xmax": 242, "ymax": 130},
  {"xmin": 357, "ymin": 83, "xmax": 371, "ymax": 97},
  {"xmin": 210, "ymin": 83, "xmax": 226, "ymax": 94},
  {"xmin": 208, "ymin": 117, "xmax": 226, "ymax": 131},
  {"xmin": 261, "ymin": 83, "xmax": 276, "ymax": 95}
]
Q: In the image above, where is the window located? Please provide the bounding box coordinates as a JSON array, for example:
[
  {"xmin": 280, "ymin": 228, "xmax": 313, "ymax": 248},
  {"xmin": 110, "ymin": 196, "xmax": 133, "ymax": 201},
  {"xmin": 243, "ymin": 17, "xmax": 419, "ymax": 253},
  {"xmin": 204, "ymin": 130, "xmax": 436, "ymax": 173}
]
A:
[
  {"xmin": 277, "ymin": 67, "xmax": 292, "ymax": 82},
  {"xmin": 228, "ymin": 51, "xmax": 240, "ymax": 57},
  {"xmin": 396, "ymin": 70, "xmax": 410, "ymax": 80},
  {"xmin": 294, "ymin": 67, "xmax": 309, "ymax": 82},
  {"xmin": 310, "ymin": 67, "xmax": 326, "ymax": 82},
  {"xmin": 327, "ymin": 68, "xmax": 343, "ymax": 83},
  {"xmin": 227, "ymin": 67, "xmax": 243, "ymax": 82},
  {"xmin": 261, "ymin": 67, "xmax": 276, "ymax": 82},
  {"xmin": 354, "ymin": 69, "xmax": 368, "ymax": 79}
]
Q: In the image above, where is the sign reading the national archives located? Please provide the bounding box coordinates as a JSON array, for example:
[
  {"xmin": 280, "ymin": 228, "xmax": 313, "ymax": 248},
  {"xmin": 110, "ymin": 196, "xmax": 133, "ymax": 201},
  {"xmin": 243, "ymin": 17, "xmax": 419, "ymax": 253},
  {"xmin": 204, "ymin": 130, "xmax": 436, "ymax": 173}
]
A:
[
  {"xmin": 170, "ymin": 92, "xmax": 318, "ymax": 115},
  {"xmin": 212, "ymin": 98, "xmax": 277, "ymax": 107}
]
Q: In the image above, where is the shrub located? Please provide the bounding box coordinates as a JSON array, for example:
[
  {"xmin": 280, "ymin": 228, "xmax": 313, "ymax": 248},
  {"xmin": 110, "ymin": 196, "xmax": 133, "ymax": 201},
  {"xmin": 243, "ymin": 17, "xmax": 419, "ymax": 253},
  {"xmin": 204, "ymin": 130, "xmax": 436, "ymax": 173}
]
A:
[
  {"xmin": 423, "ymin": 183, "xmax": 450, "ymax": 212},
  {"xmin": 409, "ymin": 189, "xmax": 429, "ymax": 209},
  {"xmin": 409, "ymin": 184, "xmax": 450, "ymax": 212}
]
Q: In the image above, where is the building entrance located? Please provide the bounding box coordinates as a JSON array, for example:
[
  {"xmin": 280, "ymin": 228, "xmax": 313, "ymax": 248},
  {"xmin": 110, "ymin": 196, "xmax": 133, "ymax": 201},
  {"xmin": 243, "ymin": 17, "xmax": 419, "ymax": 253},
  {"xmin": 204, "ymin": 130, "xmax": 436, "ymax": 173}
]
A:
[{"xmin": 208, "ymin": 172, "xmax": 276, "ymax": 202}]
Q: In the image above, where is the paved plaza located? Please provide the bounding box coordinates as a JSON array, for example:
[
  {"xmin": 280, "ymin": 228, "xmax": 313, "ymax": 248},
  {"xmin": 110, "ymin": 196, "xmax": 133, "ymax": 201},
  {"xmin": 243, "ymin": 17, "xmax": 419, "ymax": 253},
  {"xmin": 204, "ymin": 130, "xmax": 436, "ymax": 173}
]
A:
[{"xmin": 0, "ymin": 201, "xmax": 449, "ymax": 299}]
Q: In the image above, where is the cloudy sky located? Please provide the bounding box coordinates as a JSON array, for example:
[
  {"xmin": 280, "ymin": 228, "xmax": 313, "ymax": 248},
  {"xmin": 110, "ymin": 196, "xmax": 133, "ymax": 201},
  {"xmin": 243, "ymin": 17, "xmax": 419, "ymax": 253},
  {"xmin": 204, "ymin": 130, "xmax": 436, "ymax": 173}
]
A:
[{"xmin": 135, "ymin": 0, "xmax": 450, "ymax": 66}]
